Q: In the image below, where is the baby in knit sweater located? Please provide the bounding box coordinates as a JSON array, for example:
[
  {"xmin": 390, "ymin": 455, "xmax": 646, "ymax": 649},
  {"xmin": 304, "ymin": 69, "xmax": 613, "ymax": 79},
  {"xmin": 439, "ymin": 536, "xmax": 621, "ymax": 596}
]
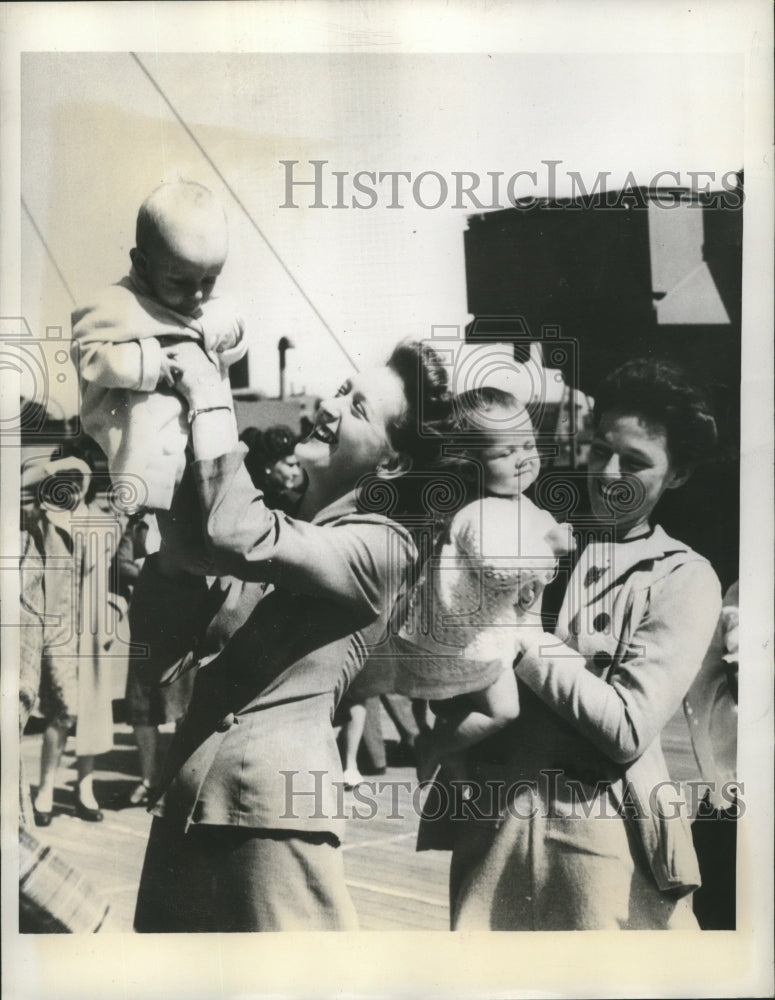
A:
[
  {"xmin": 395, "ymin": 387, "xmax": 573, "ymax": 783},
  {"xmin": 71, "ymin": 181, "xmax": 246, "ymax": 519}
]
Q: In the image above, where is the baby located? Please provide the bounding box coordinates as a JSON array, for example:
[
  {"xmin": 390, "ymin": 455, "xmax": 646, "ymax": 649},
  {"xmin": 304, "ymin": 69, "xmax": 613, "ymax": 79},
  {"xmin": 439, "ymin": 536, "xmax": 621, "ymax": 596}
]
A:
[
  {"xmin": 71, "ymin": 181, "xmax": 246, "ymax": 522},
  {"xmin": 395, "ymin": 387, "xmax": 573, "ymax": 783}
]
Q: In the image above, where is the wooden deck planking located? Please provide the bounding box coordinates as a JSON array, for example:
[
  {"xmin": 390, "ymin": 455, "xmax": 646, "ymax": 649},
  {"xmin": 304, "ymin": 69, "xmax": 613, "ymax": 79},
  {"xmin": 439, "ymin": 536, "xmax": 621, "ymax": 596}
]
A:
[
  {"xmin": 19, "ymin": 720, "xmax": 453, "ymax": 933},
  {"xmin": 346, "ymin": 883, "xmax": 447, "ymax": 930},
  {"xmin": 344, "ymin": 848, "xmax": 448, "ymax": 901},
  {"xmin": 19, "ymin": 700, "xmax": 701, "ymax": 935}
]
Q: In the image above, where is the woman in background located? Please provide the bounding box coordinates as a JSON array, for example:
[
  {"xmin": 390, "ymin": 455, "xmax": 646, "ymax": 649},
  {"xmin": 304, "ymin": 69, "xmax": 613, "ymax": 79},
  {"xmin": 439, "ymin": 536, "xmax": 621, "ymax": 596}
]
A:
[
  {"xmin": 23, "ymin": 453, "xmax": 120, "ymax": 825},
  {"xmin": 240, "ymin": 424, "xmax": 304, "ymax": 513}
]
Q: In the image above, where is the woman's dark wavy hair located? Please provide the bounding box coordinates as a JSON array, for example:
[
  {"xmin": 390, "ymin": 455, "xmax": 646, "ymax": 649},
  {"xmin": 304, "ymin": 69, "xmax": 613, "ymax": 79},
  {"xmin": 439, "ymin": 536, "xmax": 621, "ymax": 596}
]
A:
[
  {"xmin": 593, "ymin": 358, "xmax": 718, "ymax": 468},
  {"xmin": 385, "ymin": 339, "xmax": 453, "ymax": 467},
  {"xmin": 357, "ymin": 350, "xmax": 526, "ymax": 557},
  {"xmin": 355, "ymin": 340, "xmax": 458, "ymax": 542}
]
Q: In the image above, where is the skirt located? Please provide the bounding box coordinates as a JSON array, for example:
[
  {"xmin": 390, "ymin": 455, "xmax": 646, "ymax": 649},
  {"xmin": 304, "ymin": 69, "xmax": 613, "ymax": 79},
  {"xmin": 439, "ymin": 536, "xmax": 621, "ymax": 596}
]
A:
[
  {"xmin": 134, "ymin": 816, "xmax": 359, "ymax": 932},
  {"xmin": 38, "ymin": 652, "xmax": 113, "ymax": 757},
  {"xmin": 448, "ymin": 780, "xmax": 699, "ymax": 931}
]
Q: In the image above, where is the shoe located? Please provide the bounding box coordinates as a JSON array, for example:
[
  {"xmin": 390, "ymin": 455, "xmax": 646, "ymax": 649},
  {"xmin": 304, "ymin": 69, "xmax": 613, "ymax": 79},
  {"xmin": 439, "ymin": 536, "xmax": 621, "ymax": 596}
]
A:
[
  {"xmin": 126, "ymin": 781, "xmax": 156, "ymax": 808},
  {"xmin": 74, "ymin": 792, "xmax": 103, "ymax": 823},
  {"xmin": 32, "ymin": 805, "xmax": 53, "ymax": 827},
  {"xmin": 342, "ymin": 768, "xmax": 365, "ymax": 791}
]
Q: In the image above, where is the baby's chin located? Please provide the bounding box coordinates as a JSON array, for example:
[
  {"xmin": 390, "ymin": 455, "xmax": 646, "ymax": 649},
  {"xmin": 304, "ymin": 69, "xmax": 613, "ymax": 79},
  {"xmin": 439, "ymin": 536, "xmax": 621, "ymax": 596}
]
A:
[
  {"xmin": 165, "ymin": 299, "xmax": 201, "ymax": 317},
  {"xmin": 489, "ymin": 476, "xmax": 536, "ymax": 498},
  {"xmin": 487, "ymin": 488, "xmax": 521, "ymax": 499}
]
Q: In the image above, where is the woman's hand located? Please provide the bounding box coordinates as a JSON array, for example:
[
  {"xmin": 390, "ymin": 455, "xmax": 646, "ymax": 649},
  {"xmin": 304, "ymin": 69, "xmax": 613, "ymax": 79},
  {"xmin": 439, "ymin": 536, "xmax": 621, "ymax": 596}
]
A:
[
  {"xmin": 163, "ymin": 342, "xmax": 238, "ymax": 459},
  {"xmin": 545, "ymin": 521, "xmax": 576, "ymax": 557},
  {"xmin": 512, "ymin": 628, "xmax": 535, "ymax": 661},
  {"xmin": 163, "ymin": 342, "xmax": 227, "ymax": 409}
]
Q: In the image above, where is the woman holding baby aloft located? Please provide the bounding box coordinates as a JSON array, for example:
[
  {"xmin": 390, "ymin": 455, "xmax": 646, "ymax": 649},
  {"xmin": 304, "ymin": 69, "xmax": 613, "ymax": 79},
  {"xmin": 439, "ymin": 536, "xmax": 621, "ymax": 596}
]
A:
[
  {"xmin": 447, "ymin": 358, "xmax": 722, "ymax": 930},
  {"xmin": 133, "ymin": 337, "xmax": 453, "ymax": 932}
]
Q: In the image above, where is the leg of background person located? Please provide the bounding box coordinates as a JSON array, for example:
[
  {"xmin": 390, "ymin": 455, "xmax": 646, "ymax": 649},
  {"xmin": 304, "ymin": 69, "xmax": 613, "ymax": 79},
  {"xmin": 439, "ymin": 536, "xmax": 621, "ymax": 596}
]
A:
[
  {"xmin": 76, "ymin": 754, "xmax": 100, "ymax": 810},
  {"xmin": 131, "ymin": 723, "xmax": 160, "ymax": 799},
  {"xmin": 341, "ymin": 702, "xmax": 368, "ymax": 788},
  {"xmin": 380, "ymin": 692, "xmax": 419, "ymax": 748},
  {"xmin": 411, "ymin": 698, "xmax": 433, "ymax": 737},
  {"xmin": 33, "ymin": 721, "xmax": 68, "ymax": 813},
  {"xmin": 360, "ymin": 696, "xmax": 386, "ymax": 773}
]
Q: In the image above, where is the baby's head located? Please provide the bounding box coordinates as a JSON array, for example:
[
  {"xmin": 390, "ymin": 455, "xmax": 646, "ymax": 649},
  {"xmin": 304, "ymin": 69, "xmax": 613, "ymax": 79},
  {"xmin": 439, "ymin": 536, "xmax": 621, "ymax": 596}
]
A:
[
  {"xmin": 130, "ymin": 181, "xmax": 229, "ymax": 316},
  {"xmin": 454, "ymin": 387, "xmax": 540, "ymax": 498}
]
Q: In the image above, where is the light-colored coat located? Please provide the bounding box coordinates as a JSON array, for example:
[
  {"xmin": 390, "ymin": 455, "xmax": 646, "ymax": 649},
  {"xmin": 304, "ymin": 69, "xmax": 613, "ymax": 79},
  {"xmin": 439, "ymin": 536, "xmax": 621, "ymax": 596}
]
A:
[
  {"xmin": 448, "ymin": 524, "xmax": 722, "ymax": 929},
  {"xmin": 20, "ymin": 503, "xmax": 126, "ymax": 755},
  {"xmin": 71, "ymin": 268, "xmax": 246, "ymax": 510}
]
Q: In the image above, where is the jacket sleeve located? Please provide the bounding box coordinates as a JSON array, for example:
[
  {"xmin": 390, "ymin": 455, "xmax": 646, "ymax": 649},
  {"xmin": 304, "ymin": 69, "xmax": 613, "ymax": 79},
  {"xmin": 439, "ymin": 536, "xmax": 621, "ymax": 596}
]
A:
[
  {"xmin": 193, "ymin": 449, "xmax": 415, "ymax": 619},
  {"xmin": 515, "ymin": 559, "xmax": 722, "ymax": 764},
  {"xmin": 72, "ymin": 337, "xmax": 162, "ymax": 390}
]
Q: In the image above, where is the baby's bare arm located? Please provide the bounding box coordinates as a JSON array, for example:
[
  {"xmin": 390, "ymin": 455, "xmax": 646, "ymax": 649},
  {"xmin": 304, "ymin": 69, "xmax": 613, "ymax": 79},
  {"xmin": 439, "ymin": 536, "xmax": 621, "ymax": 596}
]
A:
[
  {"xmin": 467, "ymin": 666, "xmax": 520, "ymax": 724},
  {"xmin": 545, "ymin": 521, "xmax": 576, "ymax": 557}
]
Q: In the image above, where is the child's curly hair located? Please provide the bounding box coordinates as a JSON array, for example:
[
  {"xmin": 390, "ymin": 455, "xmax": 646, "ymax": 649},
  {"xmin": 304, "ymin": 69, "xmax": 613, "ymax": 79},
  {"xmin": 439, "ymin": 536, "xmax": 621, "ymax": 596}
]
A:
[{"xmin": 431, "ymin": 385, "xmax": 531, "ymax": 508}]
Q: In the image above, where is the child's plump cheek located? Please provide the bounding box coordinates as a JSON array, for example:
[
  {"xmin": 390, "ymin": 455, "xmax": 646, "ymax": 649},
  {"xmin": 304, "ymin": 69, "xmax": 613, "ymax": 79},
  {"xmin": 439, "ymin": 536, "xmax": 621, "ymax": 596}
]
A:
[{"xmin": 481, "ymin": 452, "xmax": 540, "ymax": 498}]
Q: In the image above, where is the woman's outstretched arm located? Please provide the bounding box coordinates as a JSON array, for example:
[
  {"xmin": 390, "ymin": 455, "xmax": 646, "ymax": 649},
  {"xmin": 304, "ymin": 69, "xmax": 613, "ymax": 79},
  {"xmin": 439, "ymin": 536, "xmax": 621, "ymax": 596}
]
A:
[{"xmin": 164, "ymin": 341, "xmax": 416, "ymax": 618}]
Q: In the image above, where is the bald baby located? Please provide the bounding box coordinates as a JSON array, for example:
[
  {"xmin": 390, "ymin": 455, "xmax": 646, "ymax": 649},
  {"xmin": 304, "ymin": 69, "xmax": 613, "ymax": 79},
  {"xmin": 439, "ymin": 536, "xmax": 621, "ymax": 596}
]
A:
[
  {"xmin": 130, "ymin": 181, "xmax": 229, "ymax": 318},
  {"xmin": 71, "ymin": 177, "xmax": 246, "ymax": 515}
]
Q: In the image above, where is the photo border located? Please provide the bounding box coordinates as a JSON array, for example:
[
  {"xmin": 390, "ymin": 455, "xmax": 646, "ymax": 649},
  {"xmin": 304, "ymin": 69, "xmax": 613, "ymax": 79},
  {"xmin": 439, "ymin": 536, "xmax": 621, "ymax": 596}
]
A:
[{"xmin": 1, "ymin": 3, "xmax": 772, "ymax": 998}]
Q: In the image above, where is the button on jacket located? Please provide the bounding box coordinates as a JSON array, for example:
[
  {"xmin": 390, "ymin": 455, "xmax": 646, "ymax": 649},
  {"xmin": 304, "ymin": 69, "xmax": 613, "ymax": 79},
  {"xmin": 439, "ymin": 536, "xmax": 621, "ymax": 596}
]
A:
[
  {"xmin": 447, "ymin": 525, "xmax": 722, "ymax": 930},
  {"xmin": 151, "ymin": 449, "xmax": 417, "ymax": 843},
  {"xmin": 515, "ymin": 524, "xmax": 722, "ymax": 896}
]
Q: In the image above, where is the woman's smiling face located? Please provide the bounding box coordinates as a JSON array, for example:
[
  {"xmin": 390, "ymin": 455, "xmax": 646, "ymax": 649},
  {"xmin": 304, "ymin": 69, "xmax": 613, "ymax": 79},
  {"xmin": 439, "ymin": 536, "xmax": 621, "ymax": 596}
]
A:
[
  {"xmin": 295, "ymin": 365, "xmax": 409, "ymax": 492},
  {"xmin": 587, "ymin": 410, "xmax": 688, "ymax": 538}
]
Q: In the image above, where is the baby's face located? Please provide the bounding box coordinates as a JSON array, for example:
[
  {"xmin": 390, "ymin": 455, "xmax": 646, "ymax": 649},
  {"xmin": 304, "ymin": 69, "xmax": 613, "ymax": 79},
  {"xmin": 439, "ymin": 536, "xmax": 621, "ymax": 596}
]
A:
[
  {"xmin": 472, "ymin": 406, "xmax": 540, "ymax": 497},
  {"xmin": 143, "ymin": 239, "xmax": 227, "ymax": 316}
]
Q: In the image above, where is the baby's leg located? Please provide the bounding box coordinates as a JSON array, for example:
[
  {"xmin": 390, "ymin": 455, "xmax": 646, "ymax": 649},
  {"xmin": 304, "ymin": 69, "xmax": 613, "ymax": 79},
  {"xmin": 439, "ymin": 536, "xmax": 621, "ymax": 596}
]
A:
[
  {"xmin": 415, "ymin": 666, "xmax": 519, "ymax": 784},
  {"xmin": 466, "ymin": 665, "xmax": 519, "ymax": 725}
]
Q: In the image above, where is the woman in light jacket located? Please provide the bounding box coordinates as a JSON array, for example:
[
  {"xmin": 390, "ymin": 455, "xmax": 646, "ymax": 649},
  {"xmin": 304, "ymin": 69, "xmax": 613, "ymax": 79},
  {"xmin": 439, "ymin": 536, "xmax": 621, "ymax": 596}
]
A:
[
  {"xmin": 132, "ymin": 338, "xmax": 453, "ymax": 932},
  {"xmin": 23, "ymin": 455, "xmax": 123, "ymax": 825},
  {"xmin": 446, "ymin": 358, "xmax": 723, "ymax": 930}
]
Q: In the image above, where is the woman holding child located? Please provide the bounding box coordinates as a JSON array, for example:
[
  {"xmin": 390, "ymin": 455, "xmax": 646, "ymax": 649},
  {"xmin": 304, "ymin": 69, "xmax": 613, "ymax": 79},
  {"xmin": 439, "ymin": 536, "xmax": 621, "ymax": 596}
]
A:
[
  {"xmin": 132, "ymin": 338, "xmax": 453, "ymax": 932},
  {"xmin": 442, "ymin": 358, "xmax": 722, "ymax": 930}
]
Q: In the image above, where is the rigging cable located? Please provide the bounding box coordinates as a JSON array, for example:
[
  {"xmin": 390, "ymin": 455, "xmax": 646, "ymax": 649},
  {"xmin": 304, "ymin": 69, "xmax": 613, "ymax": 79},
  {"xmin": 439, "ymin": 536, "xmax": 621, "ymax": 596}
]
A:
[{"xmin": 21, "ymin": 197, "xmax": 77, "ymax": 307}]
